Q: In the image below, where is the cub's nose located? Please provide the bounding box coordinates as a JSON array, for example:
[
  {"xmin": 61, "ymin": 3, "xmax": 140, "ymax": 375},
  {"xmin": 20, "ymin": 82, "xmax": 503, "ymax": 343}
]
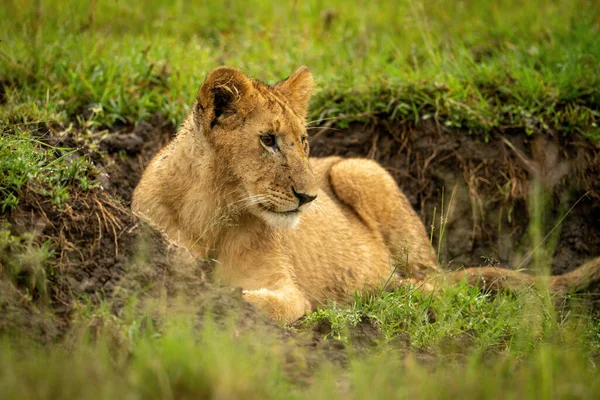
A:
[{"xmin": 292, "ymin": 186, "xmax": 317, "ymax": 206}]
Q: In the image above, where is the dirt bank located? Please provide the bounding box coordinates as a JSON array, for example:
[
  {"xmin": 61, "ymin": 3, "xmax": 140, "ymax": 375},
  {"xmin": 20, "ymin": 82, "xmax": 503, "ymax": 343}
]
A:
[
  {"xmin": 99, "ymin": 117, "xmax": 600, "ymax": 276},
  {"xmin": 3, "ymin": 117, "xmax": 599, "ymax": 341}
]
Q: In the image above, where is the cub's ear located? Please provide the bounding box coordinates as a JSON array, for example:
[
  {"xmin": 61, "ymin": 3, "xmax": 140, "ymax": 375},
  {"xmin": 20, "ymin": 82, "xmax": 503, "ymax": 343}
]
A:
[
  {"xmin": 196, "ymin": 67, "xmax": 254, "ymax": 131},
  {"xmin": 274, "ymin": 66, "xmax": 313, "ymax": 119}
]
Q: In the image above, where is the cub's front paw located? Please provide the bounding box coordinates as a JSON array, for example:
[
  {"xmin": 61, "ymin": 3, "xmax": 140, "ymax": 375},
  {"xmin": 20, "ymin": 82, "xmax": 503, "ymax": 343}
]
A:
[{"xmin": 242, "ymin": 288, "xmax": 309, "ymax": 323}]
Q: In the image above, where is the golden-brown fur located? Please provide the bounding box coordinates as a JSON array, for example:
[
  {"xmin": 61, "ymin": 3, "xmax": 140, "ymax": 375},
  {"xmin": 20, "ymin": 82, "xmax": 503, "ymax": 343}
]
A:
[{"xmin": 133, "ymin": 66, "xmax": 600, "ymax": 322}]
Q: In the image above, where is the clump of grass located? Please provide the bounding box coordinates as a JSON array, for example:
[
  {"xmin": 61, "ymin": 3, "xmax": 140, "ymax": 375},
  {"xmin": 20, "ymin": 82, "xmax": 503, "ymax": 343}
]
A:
[
  {"xmin": 303, "ymin": 281, "xmax": 551, "ymax": 350},
  {"xmin": 0, "ymin": 225, "xmax": 55, "ymax": 302},
  {"xmin": 0, "ymin": 224, "xmax": 59, "ymax": 340},
  {"xmin": 0, "ymin": 129, "xmax": 98, "ymax": 212}
]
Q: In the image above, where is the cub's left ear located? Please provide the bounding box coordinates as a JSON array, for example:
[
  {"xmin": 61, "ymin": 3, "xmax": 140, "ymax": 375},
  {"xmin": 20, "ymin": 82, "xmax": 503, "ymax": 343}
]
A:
[{"xmin": 273, "ymin": 66, "xmax": 313, "ymax": 119}]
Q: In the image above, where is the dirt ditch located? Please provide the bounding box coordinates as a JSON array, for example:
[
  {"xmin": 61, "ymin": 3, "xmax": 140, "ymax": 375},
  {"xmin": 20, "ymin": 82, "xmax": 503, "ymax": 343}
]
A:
[
  {"xmin": 2, "ymin": 117, "xmax": 600, "ymax": 350},
  {"xmin": 98, "ymin": 117, "xmax": 600, "ymax": 277},
  {"xmin": 310, "ymin": 121, "xmax": 600, "ymax": 275}
]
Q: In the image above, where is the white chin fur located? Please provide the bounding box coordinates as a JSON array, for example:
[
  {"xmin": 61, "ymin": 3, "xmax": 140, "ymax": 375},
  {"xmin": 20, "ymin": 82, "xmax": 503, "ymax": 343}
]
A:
[{"xmin": 260, "ymin": 211, "xmax": 301, "ymax": 229}]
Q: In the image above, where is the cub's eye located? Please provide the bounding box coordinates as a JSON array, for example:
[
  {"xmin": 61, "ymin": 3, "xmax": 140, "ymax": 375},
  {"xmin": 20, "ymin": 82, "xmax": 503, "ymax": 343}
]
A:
[{"xmin": 260, "ymin": 134, "xmax": 277, "ymax": 149}]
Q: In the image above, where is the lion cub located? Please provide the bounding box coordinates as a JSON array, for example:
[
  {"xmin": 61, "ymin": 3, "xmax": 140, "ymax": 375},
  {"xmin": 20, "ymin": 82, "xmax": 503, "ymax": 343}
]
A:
[
  {"xmin": 133, "ymin": 66, "xmax": 438, "ymax": 321},
  {"xmin": 133, "ymin": 66, "xmax": 600, "ymax": 322}
]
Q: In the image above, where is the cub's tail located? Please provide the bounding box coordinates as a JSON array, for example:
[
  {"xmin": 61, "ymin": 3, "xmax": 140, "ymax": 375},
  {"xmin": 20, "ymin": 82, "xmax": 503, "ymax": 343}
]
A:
[{"xmin": 443, "ymin": 257, "xmax": 600, "ymax": 296}]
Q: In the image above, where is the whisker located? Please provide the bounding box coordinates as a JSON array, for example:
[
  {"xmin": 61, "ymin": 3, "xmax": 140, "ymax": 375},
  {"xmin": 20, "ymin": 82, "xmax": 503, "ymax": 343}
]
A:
[
  {"xmin": 306, "ymin": 202, "xmax": 324, "ymax": 215},
  {"xmin": 306, "ymin": 126, "xmax": 341, "ymax": 132},
  {"xmin": 237, "ymin": 194, "xmax": 271, "ymax": 211}
]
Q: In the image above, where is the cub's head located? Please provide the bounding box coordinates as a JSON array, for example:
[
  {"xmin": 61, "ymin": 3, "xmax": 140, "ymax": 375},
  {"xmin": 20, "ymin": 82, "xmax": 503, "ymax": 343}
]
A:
[{"xmin": 194, "ymin": 66, "xmax": 318, "ymax": 229}]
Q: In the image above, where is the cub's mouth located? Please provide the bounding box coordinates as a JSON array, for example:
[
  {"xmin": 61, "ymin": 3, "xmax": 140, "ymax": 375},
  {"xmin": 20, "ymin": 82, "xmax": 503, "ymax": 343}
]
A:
[
  {"xmin": 255, "ymin": 201, "xmax": 303, "ymax": 229},
  {"xmin": 258, "ymin": 203, "xmax": 300, "ymax": 215}
]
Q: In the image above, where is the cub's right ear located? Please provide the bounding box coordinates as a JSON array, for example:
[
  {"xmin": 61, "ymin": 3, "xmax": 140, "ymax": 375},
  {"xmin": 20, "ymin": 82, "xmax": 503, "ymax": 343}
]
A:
[{"xmin": 196, "ymin": 67, "xmax": 254, "ymax": 131}]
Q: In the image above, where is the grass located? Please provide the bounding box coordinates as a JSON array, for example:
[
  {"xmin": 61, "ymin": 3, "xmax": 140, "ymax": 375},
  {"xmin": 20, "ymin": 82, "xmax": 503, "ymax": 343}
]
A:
[
  {"xmin": 0, "ymin": 225, "xmax": 55, "ymax": 302},
  {"xmin": 302, "ymin": 281, "xmax": 526, "ymax": 347},
  {"xmin": 1, "ymin": 291, "xmax": 599, "ymax": 399},
  {"xmin": 1, "ymin": 0, "xmax": 599, "ymax": 139},
  {"xmin": 0, "ymin": 130, "xmax": 98, "ymax": 212},
  {"xmin": 0, "ymin": 318, "xmax": 295, "ymax": 399},
  {"xmin": 1, "ymin": 0, "xmax": 600, "ymax": 398}
]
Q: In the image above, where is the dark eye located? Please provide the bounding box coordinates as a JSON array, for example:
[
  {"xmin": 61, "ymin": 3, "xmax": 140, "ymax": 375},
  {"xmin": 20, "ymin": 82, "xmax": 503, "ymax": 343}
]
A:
[{"xmin": 260, "ymin": 134, "xmax": 277, "ymax": 148}]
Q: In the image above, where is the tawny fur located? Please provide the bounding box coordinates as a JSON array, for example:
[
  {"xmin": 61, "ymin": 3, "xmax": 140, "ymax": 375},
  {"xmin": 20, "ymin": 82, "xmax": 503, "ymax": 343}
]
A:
[{"xmin": 133, "ymin": 66, "xmax": 600, "ymax": 322}]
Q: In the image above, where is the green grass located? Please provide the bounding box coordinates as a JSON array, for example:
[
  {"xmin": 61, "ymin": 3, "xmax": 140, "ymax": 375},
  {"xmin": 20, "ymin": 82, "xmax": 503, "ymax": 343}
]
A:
[
  {"xmin": 0, "ymin": 130, "xmax": 98, "ymax": 212},
  {"xmin": 1, "ymin": 292, "xmax": 599, "ymax": 399},
  {"xmin": 302, "ymin": 281, "xmax": 526, "ymax": 347},
  {"xmin": 0, "ymin": 318, "xmax": 295, "ymax": 399},
  {"xmin": 1, "ymin": 0, "xmax": 599, "ymax": 139},
  {"xmin": 0, "ymin": 225, "xmax": 55, "ymax": 302}
]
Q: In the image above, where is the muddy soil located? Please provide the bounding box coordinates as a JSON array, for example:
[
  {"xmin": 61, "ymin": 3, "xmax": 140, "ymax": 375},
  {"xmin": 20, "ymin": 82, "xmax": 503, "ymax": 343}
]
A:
[
  {"xmin": 2, "ymin": 116, "xmax": 599, "ymax": 360},
  {"xmin": 98, "ymin": 117, "xmax": 600, "ymax": 277}
]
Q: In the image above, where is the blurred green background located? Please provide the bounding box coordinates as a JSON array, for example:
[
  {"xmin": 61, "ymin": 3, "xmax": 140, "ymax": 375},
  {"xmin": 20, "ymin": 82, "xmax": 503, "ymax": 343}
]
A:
[{"xmin": 2, "ymin": 0, "xmax": 599, "ymax": 138}]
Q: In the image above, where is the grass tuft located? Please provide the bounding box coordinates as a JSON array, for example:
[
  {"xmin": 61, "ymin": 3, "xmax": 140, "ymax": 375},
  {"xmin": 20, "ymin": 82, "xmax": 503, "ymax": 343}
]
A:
[{"xmin": 0, "ymin": 130, "xmax": 99, "ymax": 212}]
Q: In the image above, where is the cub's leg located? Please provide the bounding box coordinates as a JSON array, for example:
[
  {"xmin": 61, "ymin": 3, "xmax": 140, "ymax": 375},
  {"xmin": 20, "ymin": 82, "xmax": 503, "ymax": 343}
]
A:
[
  {"xmin": 242, "ymin": 285, "xmax": 311, "ymax": 323},
  {"xmin": 218, "ymin": 238, "xmax": 312, "ymax": 322},
  {"xmin": 328, "ymin": 158, "xmax": 438, "ymax": 279}
]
